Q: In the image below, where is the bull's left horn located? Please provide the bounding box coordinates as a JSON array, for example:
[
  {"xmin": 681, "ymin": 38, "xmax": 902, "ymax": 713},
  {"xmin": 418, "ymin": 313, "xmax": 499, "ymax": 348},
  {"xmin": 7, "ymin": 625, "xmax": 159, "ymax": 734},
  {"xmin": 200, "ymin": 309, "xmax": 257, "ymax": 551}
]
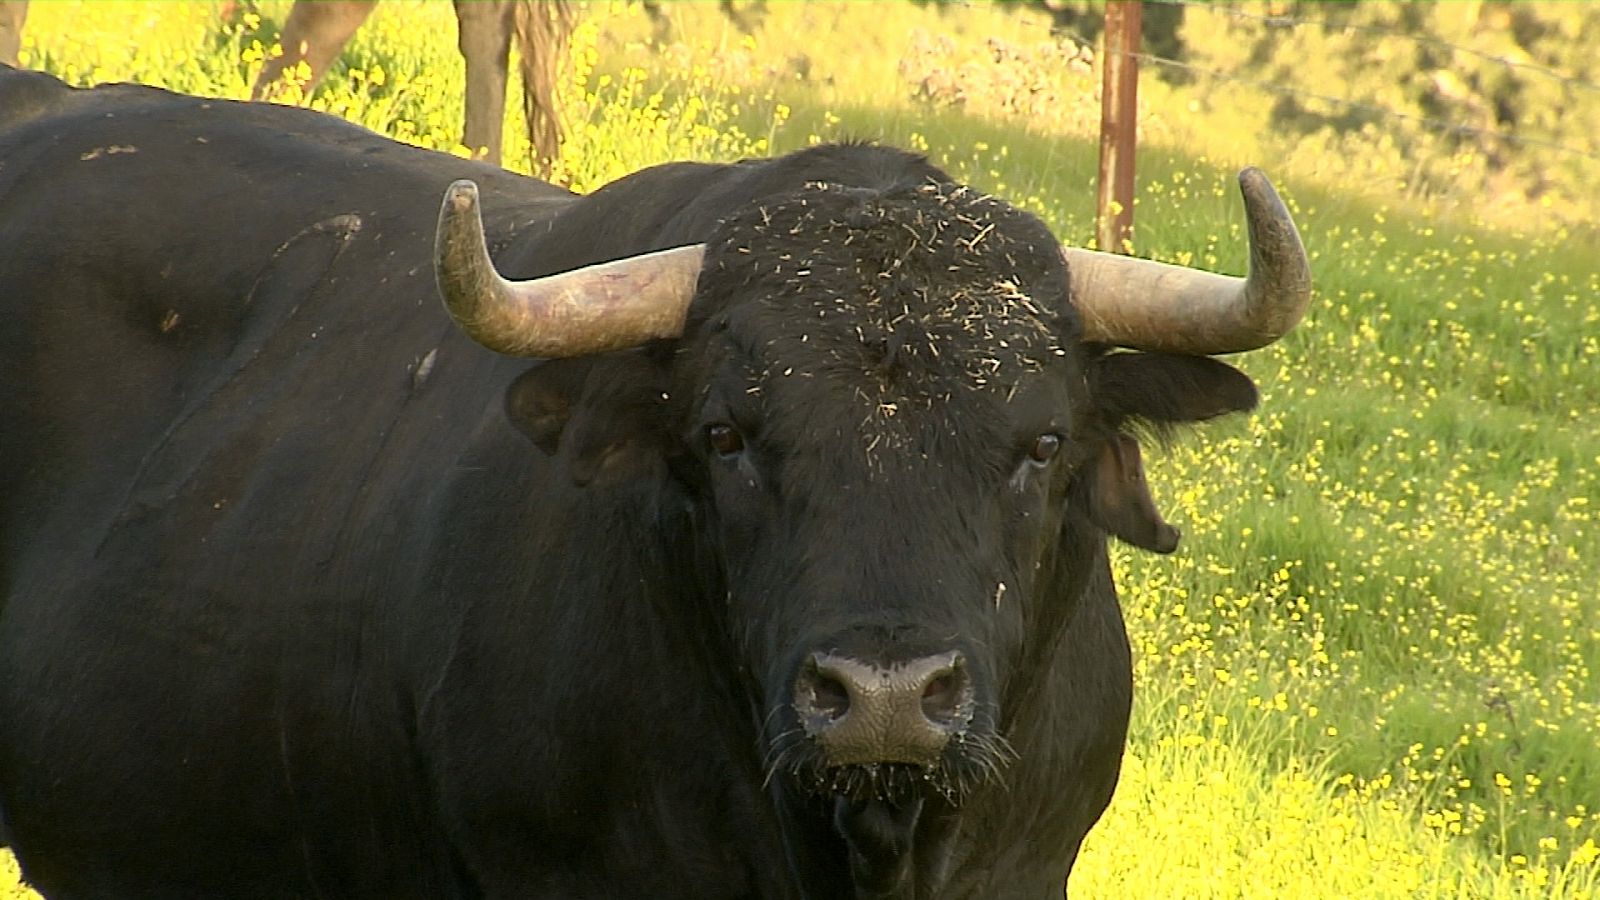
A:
[
  {"xmin": 435, "ymin": 180, "xmax": 705, "ymax": 357},
  {"xmin": 1063, "ymin": 168, "xmax": 1312, "ymax": 355}
]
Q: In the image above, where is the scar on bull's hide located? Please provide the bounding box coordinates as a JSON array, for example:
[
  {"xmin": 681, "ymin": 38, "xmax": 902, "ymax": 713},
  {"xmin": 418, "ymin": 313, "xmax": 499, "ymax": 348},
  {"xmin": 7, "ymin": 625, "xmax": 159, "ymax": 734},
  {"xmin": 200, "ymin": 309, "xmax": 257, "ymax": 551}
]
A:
[
  {"xmin": 412, "ymin": 348, "xmax": 438, "ymax": 389},
  {"xmin": 79, "ymin": 145, "xmax": 138, "ymax": 161},
  {"xmin": 1088, "ymin": 433, "xmax": 1181, "ymax": 554}
]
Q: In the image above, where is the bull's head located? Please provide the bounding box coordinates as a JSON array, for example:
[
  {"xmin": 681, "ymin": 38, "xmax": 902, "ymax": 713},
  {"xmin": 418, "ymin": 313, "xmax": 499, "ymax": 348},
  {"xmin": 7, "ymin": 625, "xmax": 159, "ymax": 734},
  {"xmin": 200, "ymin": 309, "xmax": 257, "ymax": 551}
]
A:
[{"xmin": 435, "ymin": 161, "xmax": 1309, "ymax": 892}]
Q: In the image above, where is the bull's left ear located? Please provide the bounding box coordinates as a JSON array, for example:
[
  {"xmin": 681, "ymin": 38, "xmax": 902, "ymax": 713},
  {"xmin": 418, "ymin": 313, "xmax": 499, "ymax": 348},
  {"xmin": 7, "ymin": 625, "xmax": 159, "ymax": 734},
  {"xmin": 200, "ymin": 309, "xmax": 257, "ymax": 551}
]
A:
[
  {"xmin": 1088, "ymin": 433, "xmax": 1180, "ymax": 553},
  {"xmin": 1089, "ymin": 351, "xmax": 1258, "ymax": 429},
  {"xmin": 1083, "ymin": 352, "xmax": 1259, "ymax": 553}
]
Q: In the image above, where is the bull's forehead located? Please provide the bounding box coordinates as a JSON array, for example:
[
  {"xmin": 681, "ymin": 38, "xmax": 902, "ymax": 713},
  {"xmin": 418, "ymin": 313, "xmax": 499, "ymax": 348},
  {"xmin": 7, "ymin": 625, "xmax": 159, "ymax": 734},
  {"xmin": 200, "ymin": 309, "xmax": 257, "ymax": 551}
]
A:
[
  {"xmin": 702, "ymin": 181, "xmax": 1078, "ymax": 468},
  {"xmin": 710, "ymin": 180, "xmax": 1074, "ymax": 404}
]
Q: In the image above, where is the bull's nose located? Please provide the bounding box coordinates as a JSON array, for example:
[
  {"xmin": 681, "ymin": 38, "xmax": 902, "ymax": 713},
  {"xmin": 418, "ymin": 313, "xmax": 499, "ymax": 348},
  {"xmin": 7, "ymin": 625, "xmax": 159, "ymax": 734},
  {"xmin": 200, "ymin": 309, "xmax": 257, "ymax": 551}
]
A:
[{"xmin": 793, "ymin": 651, "xmax": 974, "ymax": 767}]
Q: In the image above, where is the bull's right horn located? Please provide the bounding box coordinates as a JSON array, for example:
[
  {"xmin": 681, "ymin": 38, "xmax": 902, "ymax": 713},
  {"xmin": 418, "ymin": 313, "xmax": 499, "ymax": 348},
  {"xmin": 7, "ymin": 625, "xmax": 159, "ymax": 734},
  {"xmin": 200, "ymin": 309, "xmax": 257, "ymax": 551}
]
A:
[
  {"xmin": 435, "ymin": 179, "xmax": 705, "ymax": 357},
  {"xmin": 1064, "ymin": 168, "xmax": 1312, "ymax": 355}
]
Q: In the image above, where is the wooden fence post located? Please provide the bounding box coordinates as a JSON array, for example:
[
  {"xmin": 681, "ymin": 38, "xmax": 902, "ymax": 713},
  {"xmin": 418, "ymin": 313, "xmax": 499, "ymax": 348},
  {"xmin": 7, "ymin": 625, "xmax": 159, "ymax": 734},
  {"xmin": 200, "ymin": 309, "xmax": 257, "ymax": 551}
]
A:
[{"xmin": 1097, "ymin": 0, "xmax": 1141, "ymax": 254}]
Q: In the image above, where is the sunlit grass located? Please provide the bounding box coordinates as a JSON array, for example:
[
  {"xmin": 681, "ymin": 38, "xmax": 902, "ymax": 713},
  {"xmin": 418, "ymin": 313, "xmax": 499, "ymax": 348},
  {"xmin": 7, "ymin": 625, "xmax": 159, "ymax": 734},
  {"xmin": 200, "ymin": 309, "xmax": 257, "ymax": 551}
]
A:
[
  {"xmin": 4, "ymin": 2, "xmax": 1596, "ymax": 897},
  {"xmin": 0, "ymin": 854, "xmax": 28, "ymax": 900}
]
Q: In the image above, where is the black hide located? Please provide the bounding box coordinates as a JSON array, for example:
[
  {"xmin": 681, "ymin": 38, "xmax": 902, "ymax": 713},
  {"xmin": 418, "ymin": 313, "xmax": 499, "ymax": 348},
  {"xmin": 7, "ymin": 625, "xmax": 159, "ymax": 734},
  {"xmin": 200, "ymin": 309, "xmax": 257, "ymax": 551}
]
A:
[{"xmin": 0, "ymin": 66, "xmax": 1259, "ymax": 899}]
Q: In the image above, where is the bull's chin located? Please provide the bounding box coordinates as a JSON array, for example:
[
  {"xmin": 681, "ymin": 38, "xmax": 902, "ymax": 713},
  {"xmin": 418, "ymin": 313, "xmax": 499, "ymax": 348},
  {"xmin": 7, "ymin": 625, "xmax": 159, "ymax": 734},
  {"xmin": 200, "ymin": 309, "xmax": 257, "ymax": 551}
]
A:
[
  {"xmin": 766, "ymin": 745, "xmax": 1004, "ymax": 899},
  {"xmin": 832, "ymin": 793, "xmax": 933, "ymax": 900}
]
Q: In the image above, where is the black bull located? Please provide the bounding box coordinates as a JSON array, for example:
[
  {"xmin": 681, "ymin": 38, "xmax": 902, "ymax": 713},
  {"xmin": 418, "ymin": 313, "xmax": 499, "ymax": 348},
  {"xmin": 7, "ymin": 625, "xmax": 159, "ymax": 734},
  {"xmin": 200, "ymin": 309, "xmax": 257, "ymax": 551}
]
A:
[{"xmin": 0, "ymin": 66, "xmax": 1310, "ymax": 898}]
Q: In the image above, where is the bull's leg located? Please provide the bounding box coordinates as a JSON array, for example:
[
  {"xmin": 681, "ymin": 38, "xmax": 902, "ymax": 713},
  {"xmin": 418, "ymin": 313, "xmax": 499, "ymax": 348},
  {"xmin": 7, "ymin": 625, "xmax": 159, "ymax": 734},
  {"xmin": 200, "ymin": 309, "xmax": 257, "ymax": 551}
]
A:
[
  {"xmin": 640, "ymin": 1, "xmax": 671, "ymax": 45},
  {"xmin": 251, "ymin": 0, "xmax": 377, "ymax": 102},
  {"xmin": 719, "ymin": 0, "xmax": 766, "ymax": 35},
  {"xmin": 452, "ymin": 0, "xmax": 513, "ymax": 165},
  {"xmin": 0, "ymin": 0, "xmax": 27, "ymax": 68}
]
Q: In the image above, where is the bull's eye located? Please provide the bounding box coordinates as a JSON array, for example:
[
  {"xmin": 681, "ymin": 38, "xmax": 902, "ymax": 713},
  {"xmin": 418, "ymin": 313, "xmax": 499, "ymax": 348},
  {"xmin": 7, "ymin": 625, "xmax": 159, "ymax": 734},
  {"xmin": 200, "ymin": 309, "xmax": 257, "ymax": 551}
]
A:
[
  {"xmin": 706, "ymin": 423, "xmax": 745, "ymax": 458},
  {"xmin": 1029, "ymin": 433, "xmax": 1063, "ymax": 464}
]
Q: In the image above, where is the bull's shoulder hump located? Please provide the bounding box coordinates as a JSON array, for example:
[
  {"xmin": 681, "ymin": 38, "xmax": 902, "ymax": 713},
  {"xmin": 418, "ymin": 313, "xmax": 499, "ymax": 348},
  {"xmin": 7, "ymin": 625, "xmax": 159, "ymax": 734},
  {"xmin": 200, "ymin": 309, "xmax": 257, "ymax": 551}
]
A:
[{"xmin": 0, "ymin": 66, "xmax": 171, "ymax": 135}]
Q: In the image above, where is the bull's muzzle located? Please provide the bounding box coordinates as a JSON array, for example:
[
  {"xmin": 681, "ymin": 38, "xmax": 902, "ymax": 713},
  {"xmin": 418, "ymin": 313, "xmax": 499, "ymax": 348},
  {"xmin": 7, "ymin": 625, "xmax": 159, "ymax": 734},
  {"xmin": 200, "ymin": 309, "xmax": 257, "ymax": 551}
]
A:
[{"xmin": 793, "ymin": 651, "xmax": 974, "ymax": 768}]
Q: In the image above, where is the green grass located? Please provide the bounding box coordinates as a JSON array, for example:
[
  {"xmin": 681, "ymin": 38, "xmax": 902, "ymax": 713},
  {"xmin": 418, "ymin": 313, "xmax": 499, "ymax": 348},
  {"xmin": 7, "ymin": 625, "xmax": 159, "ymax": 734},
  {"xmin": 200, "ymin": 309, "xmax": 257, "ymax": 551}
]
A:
[{"xmin": 5, "ymin": 2, "xmax": 1598, "ymax": 897}]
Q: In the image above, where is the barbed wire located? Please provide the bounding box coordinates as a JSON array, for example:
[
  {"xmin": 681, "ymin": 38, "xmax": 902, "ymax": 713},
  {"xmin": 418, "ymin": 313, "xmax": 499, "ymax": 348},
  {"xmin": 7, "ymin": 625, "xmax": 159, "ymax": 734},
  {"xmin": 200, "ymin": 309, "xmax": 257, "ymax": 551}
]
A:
[
  {"xmin": 1147, "ymin": 0, "xmax": 1600, "ymax": 97},
  {"xmin": 1115, "ymin": 48, "xmax": 1600, "ymax": 164},
  {"xmin": 1047, "ymin": 14, "xmax": 1600, "ymax": 165}
]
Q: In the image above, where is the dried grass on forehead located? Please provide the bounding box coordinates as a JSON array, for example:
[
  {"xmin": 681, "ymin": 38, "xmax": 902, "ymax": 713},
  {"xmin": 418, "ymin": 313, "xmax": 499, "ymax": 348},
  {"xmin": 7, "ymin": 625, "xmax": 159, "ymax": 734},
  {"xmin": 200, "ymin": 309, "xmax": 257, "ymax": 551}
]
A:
[{"xmin": 703, "ymin": 179, "xmax": 1076, "ymax": 396}]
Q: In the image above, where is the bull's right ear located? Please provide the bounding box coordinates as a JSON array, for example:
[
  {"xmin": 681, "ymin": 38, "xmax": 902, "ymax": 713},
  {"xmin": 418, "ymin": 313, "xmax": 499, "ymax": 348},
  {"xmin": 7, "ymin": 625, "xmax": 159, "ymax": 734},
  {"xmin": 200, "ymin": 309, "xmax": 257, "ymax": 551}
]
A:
[
  {"xmin": 502, "ymin": 354, "xmax": 676, "ymax": 487},
  {"xmin": 504, "ymin": 360, "xmax": 591, "ymax": 455}
]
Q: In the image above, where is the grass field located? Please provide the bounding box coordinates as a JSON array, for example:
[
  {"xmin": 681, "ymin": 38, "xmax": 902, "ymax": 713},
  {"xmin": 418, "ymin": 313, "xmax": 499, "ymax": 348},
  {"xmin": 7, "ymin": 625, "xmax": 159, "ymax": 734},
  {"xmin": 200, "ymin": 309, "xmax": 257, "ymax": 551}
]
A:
[{"xmin": 4, "ymin": 2, "xmax": 1597, "ymax": 897}]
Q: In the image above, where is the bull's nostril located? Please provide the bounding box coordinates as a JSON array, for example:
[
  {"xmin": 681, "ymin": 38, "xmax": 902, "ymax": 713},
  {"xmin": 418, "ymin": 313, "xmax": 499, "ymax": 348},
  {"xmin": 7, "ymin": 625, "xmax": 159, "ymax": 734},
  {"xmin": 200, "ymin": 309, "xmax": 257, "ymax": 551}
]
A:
[
  {"xmin": 810, "ymin": 672, "xmax": 851, "ymax": 722},
  {"xmin": 797, "ymin": 655, "xmax": 856, "ymax": 727},
  {"xmin": 919, "ymin": 668, "xmax": 968, "ymax": 725},
  {"xmin": 795, "ymin": 651, "xmax": 973, "ymax": 765}
]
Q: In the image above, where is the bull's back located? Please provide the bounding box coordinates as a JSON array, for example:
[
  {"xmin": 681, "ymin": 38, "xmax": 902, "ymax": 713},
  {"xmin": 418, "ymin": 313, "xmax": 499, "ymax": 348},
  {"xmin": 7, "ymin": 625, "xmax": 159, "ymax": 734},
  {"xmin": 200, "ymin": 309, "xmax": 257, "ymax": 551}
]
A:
[{"xmin": 0, "ymin": 67, "xmax": 556, "ymax": 548}]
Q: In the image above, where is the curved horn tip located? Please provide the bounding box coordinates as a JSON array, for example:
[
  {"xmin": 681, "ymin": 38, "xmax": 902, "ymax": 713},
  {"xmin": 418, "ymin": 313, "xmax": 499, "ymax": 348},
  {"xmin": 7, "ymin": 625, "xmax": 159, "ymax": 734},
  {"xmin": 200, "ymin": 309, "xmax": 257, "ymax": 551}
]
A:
[
  {"xmin": 443, "ymin": 179, "xmax": 480, "ymax": 213},
  {"xmin": 1237, "ymin": 167, "xmax": 1286, "ymax": 209}
]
